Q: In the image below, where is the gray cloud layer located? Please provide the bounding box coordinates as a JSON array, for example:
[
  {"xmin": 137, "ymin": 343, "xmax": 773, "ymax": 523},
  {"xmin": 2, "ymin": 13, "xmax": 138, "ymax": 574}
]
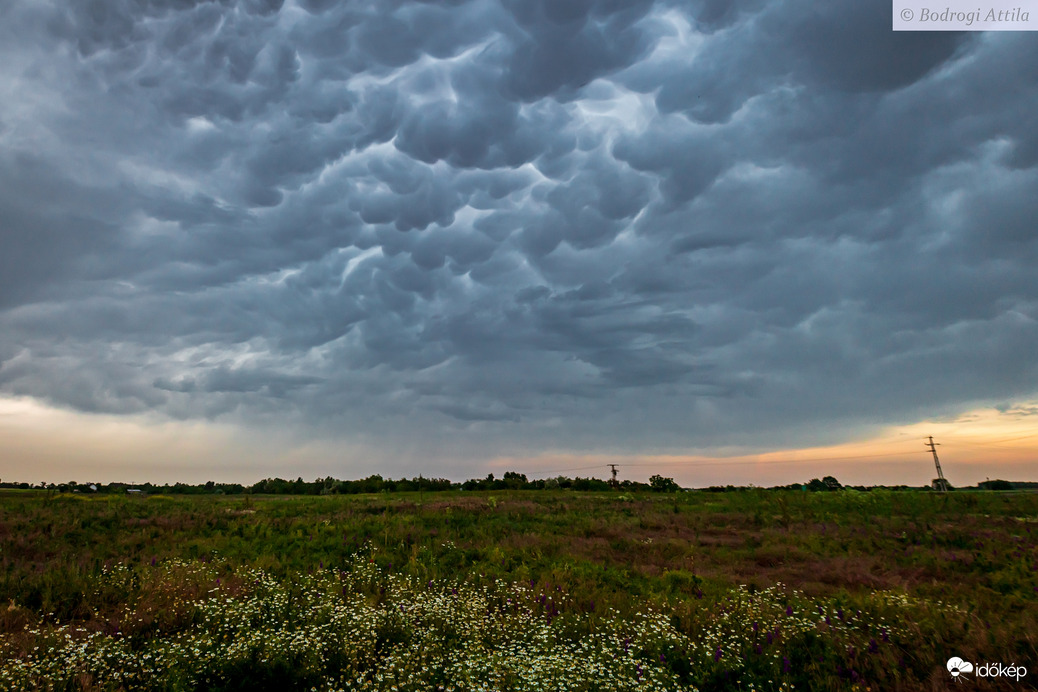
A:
[{"xmin": 1, "ymin": 0, "xmax": 1036, "ymax": 463}]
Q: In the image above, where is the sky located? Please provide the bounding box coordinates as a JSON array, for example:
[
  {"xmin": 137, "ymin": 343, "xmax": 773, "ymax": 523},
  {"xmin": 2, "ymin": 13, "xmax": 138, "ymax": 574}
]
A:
[{"xmin": 1, "ymin": 0, "xmax": 1036, "ymax": 487}]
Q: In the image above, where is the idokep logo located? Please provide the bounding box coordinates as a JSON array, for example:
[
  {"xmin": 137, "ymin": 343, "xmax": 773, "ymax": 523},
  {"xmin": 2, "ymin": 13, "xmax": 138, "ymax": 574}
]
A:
[
  {"xmin": 947, "ymin": 657, "xmax": 974, "ymax": 681},
  {"xmin": 947, "ymin": 656, "xmax": 1028, "ymax": 683}
]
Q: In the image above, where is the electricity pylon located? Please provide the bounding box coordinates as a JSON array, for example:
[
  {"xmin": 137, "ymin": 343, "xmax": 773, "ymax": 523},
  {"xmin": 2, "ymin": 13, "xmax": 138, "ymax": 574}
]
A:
[{"xmin": 925, "ymin": 436, "xmax": 948, "ymax": 492}]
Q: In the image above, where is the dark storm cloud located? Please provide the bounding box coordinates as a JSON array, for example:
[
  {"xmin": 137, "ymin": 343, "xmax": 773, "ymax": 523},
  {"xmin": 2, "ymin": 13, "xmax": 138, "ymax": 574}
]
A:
[{"xmin": 1, "ymin": 0, "xmax": 1036, "ymax": 463}]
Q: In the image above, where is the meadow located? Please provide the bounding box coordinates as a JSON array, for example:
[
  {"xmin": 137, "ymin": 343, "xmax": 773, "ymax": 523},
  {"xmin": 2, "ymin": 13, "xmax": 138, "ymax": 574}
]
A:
[{"xmin": 0, "ymin": 488, "xmax": 1035, "ymax": 691}]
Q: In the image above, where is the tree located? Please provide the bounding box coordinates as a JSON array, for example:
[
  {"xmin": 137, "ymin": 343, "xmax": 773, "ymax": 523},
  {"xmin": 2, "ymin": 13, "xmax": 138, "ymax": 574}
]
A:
[
  {"xmin": 503, "ymin": 471, "xmax": 528, "ymax": 489},
  {"xmin": 649, "ymin": 475, "xmax": 680, "ymax": 493},
  {"xmin": 822, "ymin": 476, "xmax": 843, "ymax": 491}
]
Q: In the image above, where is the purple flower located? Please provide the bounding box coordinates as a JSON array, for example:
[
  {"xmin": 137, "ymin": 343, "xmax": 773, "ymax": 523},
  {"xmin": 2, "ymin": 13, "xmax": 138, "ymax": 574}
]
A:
[
  {"xmin": 786, "ymin": 605, "xmax": 793, "ymax": 616},
  {"xmin": 714, "ymin": 647, "xmax": 722, "ymax": 662},
  {"xmin": 782, "ymin": 656, "xmax": 791, "ymax": 673},
  {"xmin": 766, "ymin": 632, "xmax": 773, "ymax": 645},
  {"xmin": 869, "ymin": 639, "xmax": 879, "ymax": 654}
]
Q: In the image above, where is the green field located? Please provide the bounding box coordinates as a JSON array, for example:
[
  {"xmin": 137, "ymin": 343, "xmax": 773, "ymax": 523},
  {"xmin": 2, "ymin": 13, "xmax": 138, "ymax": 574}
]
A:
[{"xmin": 1, "ymin": 489, "xmax": 1035, "ymax": 691}]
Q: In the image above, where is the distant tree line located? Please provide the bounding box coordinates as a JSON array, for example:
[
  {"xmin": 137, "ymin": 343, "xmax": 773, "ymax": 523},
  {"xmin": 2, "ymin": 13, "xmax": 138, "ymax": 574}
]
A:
[
  {"xmin": 0, "ymin": 473, "xmax": 667, "ymax": 495},
  {"xmin": 0, "ymin": 475, "xmax": 1030, "ymax": 495}
]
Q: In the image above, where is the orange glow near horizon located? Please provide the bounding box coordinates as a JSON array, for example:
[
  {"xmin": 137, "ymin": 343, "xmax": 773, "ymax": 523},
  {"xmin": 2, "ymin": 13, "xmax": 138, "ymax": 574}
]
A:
[
  {"xmin": 492, "ymin": 404, "xmax": 1038, "ymax": 488},
  {"xmin": 1, "ymin": 395, "xmax": 1036, "ymax": 487}
]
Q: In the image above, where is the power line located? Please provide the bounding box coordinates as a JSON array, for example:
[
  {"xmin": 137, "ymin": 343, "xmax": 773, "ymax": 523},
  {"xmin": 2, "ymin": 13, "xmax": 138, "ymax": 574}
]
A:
[
  {"xmin": 525, "ymin": 463, "xmax": 609, "ymax": 476},
  {"xmin": 526, "ymin": 449, "xmax": 926, "ymax": 476},
  {"xmin": 941, "ymin": 431, "xmax": 1038, "ymax": 446},
  {"xmin": 621, "ymin": 450, "xmax": 918, "ymax": 468}
]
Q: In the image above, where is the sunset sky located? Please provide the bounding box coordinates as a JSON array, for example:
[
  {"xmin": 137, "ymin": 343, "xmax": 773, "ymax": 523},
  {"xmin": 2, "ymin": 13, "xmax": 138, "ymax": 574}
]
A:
[{"xmin": 1, "ymin": 0, "xmax": 1036, "ymax": 486}]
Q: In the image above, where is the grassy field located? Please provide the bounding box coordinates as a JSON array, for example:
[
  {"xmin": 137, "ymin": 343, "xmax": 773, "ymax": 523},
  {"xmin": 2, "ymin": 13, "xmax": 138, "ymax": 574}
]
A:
[{"xmin": 0, "ymin": 488, "xmax": 1035, "ymax": 691}]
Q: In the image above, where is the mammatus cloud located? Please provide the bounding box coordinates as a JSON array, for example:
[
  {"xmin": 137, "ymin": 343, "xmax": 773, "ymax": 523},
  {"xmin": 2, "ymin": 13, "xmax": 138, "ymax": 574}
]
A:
[{"xmin": 0, "ymin": 0, "xmax": 1036, "ymax": 472}]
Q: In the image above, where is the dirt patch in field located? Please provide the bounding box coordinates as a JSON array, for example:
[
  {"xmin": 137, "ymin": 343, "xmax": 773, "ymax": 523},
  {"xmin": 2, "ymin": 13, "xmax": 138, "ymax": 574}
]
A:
[{"xmin": 696, "ymin": 553, "xmax": 932, "ymax": 595}]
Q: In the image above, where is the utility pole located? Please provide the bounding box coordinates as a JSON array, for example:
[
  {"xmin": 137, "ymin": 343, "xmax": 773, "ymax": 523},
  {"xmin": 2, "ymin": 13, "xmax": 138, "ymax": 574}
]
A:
[
  {"xmin": 608, "ymin": 464, "xmax": 619, "ymax": 489},
  {"xmin": 925, "ymin": 436, "xmax": 948, "ymax": 492}
]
